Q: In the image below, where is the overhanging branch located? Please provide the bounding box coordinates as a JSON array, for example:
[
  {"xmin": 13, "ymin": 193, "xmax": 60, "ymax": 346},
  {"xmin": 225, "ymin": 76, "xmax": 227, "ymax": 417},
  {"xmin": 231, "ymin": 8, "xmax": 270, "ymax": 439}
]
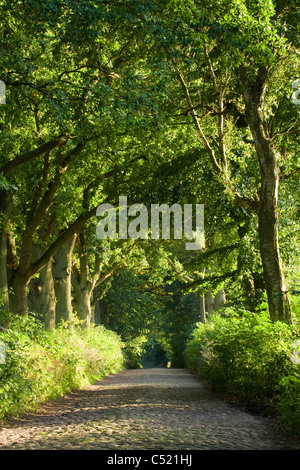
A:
[{"xmin": 1, "ymin": 135, "xmax": 68, "ymax": 176}]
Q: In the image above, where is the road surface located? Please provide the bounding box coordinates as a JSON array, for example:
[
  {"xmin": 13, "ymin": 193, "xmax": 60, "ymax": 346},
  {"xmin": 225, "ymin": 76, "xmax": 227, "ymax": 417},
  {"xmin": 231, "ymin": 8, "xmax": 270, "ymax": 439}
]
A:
[{"xmin": 0, "ymin": 368, "xmax": 298, "ymax": 450}]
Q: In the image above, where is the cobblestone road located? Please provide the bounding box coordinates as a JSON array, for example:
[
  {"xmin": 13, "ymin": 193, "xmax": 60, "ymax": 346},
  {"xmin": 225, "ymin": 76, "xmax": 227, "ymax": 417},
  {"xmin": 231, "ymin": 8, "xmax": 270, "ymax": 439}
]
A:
[{"xmin": 0, "ymin": 368, "xmax": 299, "ymax": 450}]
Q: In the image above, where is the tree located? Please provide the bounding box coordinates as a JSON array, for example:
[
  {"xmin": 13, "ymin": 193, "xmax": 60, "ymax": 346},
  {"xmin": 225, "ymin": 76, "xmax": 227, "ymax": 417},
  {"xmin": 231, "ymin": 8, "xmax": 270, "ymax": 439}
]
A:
[
  {"xmin": 0, "ymin": 0, "xmax": 160, "ymax": 318},
  {"xmin": 72, "ymin": 232, "xmax": 139, "ymax": 328},
  {"xmin": 2, "ymin": 0, "xmax": 299, "ymax": 332},
  {"xmin": 140, "ymin": 0, "xmax": 300, "ymax": 323}
]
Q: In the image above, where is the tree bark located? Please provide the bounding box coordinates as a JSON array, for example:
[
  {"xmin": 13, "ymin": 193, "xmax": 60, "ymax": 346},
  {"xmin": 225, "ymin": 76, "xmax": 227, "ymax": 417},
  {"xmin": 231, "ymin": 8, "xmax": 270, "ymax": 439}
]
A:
[
  {"xmin": 71, "ymin": 234, "xmax": 102, "ymax": 329},
  {"xmin": 36, "ymin": 260, "xmax": 56, "ymax": 329},
  {"xmin": 74, "ymin": 288, "xmax": 92, "ymax": 328},
  {"xmin": 214, "ymin": 289, "xmax": 226, "ymax": 311},
  {"xmin": 205, "ymin": 290, "xmax": 214, "ymax": 315},
  {"xmin": 0, "ymin": 231, "xmax": 9, "ymax": 312},
  {"xmin": 11, "ymin": 274, "xmax": 29, "ymax": 317},
  {"xmin": 0, "ymin": 190, "xmax": 11, "ymax": 314},
  {"xmin": 239, "ymin": 66, "xmax": 292, "ymax": 323},
  {"xmin": 258, "ymin": 167, "xmax": 291, "ymax": 322},
  {"xmin": 28, "ymin": 243, "xmax": 56, "ymax": 329},
  {"xmin": 5, "ymin": 142, "xmax": 85, "ymax": 317},
  {"xmin": 199, "ymin": 295, "xmax": 206, "ymax": 323},
  {"xmin": 52, "ymin": 235, "xmax": 76, "ymax": 327}
]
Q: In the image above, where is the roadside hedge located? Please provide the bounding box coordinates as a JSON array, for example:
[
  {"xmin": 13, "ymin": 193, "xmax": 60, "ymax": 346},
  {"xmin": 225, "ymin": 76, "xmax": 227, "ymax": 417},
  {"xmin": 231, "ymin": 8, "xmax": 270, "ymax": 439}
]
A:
[
  {"xmin": 0, "ymin": 315, "xmax": 125, "ymax": 421},
  {"xmin": 184, "ymin": 309, "xmax": 300, "ymax": 433}
]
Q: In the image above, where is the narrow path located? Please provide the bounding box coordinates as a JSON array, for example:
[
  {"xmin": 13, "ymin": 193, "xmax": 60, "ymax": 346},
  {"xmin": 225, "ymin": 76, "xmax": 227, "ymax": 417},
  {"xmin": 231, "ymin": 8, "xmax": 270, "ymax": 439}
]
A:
[{"xmin": 0, "ymin": 368, "xmax": 298, "ymax": 450}]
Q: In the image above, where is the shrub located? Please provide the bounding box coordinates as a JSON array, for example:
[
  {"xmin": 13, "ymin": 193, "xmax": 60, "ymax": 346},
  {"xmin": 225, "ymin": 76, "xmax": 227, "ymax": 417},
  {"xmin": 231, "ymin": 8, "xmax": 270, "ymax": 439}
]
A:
[
  {"xmin": 276, "ymin": 373, "xmax": 300, "ymax": 433},
  {"xmin": 184, "ymin": 309, "xmax": 297, "ymax": 398},
  {"xmin": 123, "ymin": 336, "xmax": 146, "ymax": 369},
  {"xmin": 0, "ymin": 315, "xmax": 124, "ymax": 420}
]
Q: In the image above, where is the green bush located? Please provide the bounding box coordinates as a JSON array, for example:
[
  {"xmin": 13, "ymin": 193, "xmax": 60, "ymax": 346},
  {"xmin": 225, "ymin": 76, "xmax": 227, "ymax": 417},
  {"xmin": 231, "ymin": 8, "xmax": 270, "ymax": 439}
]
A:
[
  {"xmin": 0, "ymin": 315, "xmax": 124, "ymax": 421},
  {"xmin": 185, "ymin": 308, "xmax": 300, "ymax": 433},
  {"xmin": 184, "ymin": 309, "xmax": 297, "ymax": 398},
  {"xmin": 276, "ymin": 373, "xmax": 300, "ymax": 433},
  {"xmin": 123, "ymin": 336, "xmax": 146, "ymax": 369}
]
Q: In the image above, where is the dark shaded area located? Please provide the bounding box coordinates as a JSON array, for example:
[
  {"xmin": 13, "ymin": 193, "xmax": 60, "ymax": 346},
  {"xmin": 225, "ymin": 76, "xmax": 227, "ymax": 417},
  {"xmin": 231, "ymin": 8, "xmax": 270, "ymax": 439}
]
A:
[{"xmin": 141, "ymin": 337, "xmax": 168, "ymax": 368}]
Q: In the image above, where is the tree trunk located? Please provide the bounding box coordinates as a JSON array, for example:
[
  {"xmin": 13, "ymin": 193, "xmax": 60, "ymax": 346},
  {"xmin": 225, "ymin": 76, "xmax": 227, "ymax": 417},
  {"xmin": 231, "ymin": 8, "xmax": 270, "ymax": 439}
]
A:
[
  {"xmin": 28, "ymin": 243, "xmax": 56, "ymax": 329},
  {"xmin": 74, "ymin": 288, "xmax": 92, "ymax": 328},
  {"xmin": 0, "ymin": 190, "xmax": 12, "ymax": 314},
  {"xmin": 214, "ymin": 289, "xmax": 226, "ymax": 311},
  {"xmin": 95, "ymin": 299, "xmax": 110, "ymax": 328},
  {"xmin": 91, "ymin": 303, "xmax": 96, "ymax": 325},
  {"xmin": 0, "ymin": 226, "xmax": 9, "ymax": 314},
  {"xmin": 205, "ymin": 290, "xmax": 214, "ymax": 315},
  {"xmin": 52, "ymin": 235, "xmax": 76, "ymax": 327},
  {"xmin": 93, "ymin": 300, "xmax": 102, "ymax": 325},
  {"xmin": 37, "ymin": 260, "xmax": 56, "ymax": 329},
  {"xmin": 239, "ymin": 66, "xmax": 292, "ymax": 324},
  {"xmin": 199, "ymin": 295, "xmax": 206, "ymax": 324},
  {"xmin": 258, "ymin": 170, "xmax": 291, "ymax": 322},
  {"xmin": 11, "ymin": 274, "xmax": 29, "ymax": 316},
  {"xmin": 71, "ymin": 233, "xmax": 104, "ymax": 329}
]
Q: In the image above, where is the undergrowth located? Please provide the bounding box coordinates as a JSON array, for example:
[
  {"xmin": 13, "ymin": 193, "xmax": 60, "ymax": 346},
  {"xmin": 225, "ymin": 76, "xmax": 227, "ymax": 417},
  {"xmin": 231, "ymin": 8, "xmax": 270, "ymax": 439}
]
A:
[
  {"xmin": 0, "ymin": 315, "xmax": 125, "ymax": 421},
  {"xmin": 184, "ymin": 308, "xmax": 300, "ymax": 434}
]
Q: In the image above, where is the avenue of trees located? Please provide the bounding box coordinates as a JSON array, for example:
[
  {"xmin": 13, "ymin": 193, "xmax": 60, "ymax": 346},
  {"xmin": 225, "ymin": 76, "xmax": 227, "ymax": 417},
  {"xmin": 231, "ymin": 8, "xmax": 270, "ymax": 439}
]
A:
[{"xmin": 1, "ymin": 0, "xmax": 300, "ymax": 357}]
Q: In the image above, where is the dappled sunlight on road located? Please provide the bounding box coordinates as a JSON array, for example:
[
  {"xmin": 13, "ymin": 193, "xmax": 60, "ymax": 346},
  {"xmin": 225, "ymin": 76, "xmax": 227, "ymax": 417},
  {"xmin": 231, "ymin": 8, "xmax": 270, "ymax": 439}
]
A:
[{"xmin": 0, "ymin": 368, "xmax": 298, "ymax": 450}]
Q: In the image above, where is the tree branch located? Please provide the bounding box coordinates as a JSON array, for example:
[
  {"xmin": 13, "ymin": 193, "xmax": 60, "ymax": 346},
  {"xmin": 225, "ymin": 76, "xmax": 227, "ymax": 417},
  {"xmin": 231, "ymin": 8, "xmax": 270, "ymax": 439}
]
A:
[
  {"xmin": 25, "ymin": 141, "xmax": 85, "ymax": 238},
  {"xmin": 29, "ymin": 206, "xmax": 98, "ymax": 277},
  {"xmin": 280, "ymin": 167, "xmax": 300, "ymax": 180},
  {"xmin": 176, "ymin": 70, "xmax": 222, "ymax": 174},
  {"xmin": 1, "ymin": 135, "xmax": 68, "ymax": 176},
  {"xmin": 203, "ymin": 42, "xmax": 228, "ymax": 171}
]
